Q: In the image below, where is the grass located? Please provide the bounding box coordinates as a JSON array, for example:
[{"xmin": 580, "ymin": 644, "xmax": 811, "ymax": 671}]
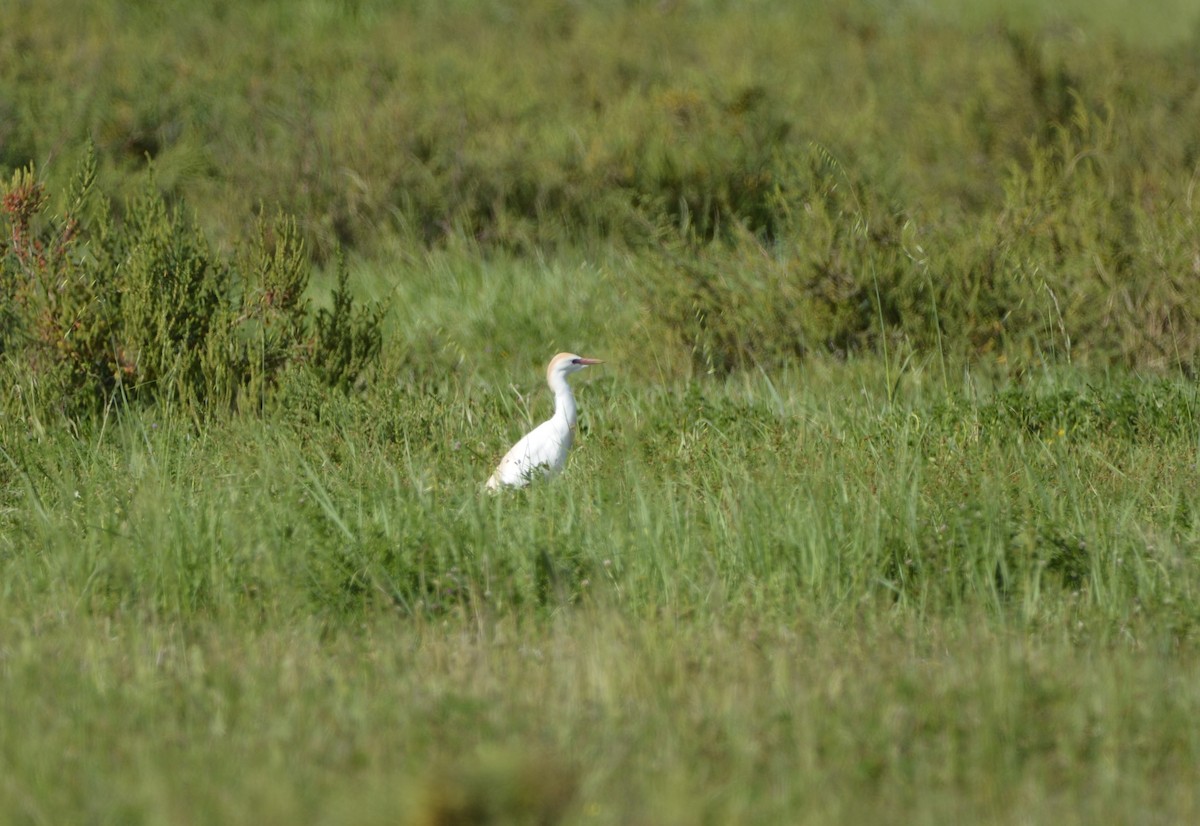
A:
[
  {"xmin": 5, "ymin": 605, "xmax": 1199, "ymax": 824},
  {"xmin": 4, "ymin": 352, "xmax": 1200, "ymax": 824},
  {"xmin": 5, "ymin": 0, "xmax": 1200, "ymax": 823}
]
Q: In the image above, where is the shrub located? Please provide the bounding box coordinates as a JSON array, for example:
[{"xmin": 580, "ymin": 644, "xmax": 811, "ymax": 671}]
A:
[
  {"xmin": 0, "ymin": 146, "xmax": 382, "ymax": 420},
  {"xmin": 639, "ymin": 145, "xmax": 917, "ymax": 374},
  {"xmin": 928, "ymin": 99, "xmax": 1200, "ymax": 370},
  {"xmin": 639, "ymin": 99, "xmax": 1200, "ymax": 375}
]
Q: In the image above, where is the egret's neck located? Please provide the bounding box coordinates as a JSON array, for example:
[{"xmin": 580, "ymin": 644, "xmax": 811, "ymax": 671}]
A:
[{"xmin": 549, "ymin": 373, "xmax": 577, "ymax": 428}]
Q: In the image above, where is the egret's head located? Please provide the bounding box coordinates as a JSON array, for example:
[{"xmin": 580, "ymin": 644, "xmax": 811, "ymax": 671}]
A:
[{"xmin": 547, "ymin": 352, "xmax": 603, "ymax": 383}]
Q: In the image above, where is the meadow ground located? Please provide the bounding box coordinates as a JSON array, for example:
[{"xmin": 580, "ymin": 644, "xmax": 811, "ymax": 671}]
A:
[
  {"xmin": 4, "ymin": 1, "xmax": 1200, "ymax": 824},
  {"xmin": 5, "ymin": 312, "xmax": 1200, "ymax": 824}
]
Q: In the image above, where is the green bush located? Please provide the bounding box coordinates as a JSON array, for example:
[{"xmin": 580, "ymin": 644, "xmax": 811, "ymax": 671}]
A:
[
  {"xmin": 637, "ymin": 146, "xmax": 919, "ymax": 373},
  {"xmin": 929, "ymin": 99, "xmax": 1200, "ymax": 369},
  {"xmin": 0, "ymin": 147, "xmax": 381, "ymax": 420},
  {"xmin": 638, "ymin": 98, "xmax": 1200, "ymax": 375},
  {"xmin": 5, "ymin": 3, "xmax": 1200, "ymax": 376}
]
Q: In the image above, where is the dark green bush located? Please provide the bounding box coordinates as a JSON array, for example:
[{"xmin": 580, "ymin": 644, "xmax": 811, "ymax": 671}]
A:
[
  {"xmin": 312, "ymin": 252, "xmax": 384, "ymax": 393},
  {"xmin": 0, "ymin": 147, "xmax": 381, "ymax": 420},
  {"xmin": 639, "ymin": 98, "xmax": 1200, "ymax": 375},
  {"xmin": 638, "ymin": 145, "xmax": 919, "ymax": 374}
]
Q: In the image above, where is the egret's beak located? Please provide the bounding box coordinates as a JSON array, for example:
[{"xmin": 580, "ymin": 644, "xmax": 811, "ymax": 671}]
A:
[{"xmin": 575, "ymin": 358, "xmax": 604, "ymax": 366}]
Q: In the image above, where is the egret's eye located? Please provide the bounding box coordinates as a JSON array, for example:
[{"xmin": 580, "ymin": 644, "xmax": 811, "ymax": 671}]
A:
[{"xmin": 571, "ymin": 358, "xmax": 582, "ymax": 364}]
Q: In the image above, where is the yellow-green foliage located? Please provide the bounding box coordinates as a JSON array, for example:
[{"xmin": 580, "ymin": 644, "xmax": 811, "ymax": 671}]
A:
[
  {"xmin": 641, "ymin": 100, "xmax": 1200, "ymax": 373},
  {"xmin": 0, "ymin": 147, "xmax": 381, "ymax": 418},
  {"xmin": 641, "ymin": 146, "xmax": 914, "ymax": 372},
  {"xmin": 4, "ymin": 2, "xmax": 1200, "ymax": 373}
]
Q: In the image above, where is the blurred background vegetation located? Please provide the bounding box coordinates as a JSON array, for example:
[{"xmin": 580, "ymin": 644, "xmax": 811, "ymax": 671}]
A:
[
  {"xmin": 6, "ymin": 5, "xmax": 1200, "ymax": 823},
  {"xmin": 5, "ymin": 0, "xmax": 1200, "ymax": 416}
]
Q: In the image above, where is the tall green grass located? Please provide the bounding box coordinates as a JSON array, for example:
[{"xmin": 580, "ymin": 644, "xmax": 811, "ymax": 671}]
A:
[
  {"xmin": 5, "ymin": 1, "xmax": 1200, "ymax": 823},
  {"xmin": 4, "ymin": 360, "xmax": 1200, "ymax": 823}
]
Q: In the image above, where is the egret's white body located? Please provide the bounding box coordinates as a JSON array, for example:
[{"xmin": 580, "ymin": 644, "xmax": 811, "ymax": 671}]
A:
[{"xmin": 486, "ymin": 352, "xmax": 602, "ymax": 491}]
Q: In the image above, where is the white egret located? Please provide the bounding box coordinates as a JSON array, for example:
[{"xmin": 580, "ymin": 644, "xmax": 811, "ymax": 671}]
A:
[{"xmin": 486, "ymin": 352, "xmax": 603, "ymax": 491}]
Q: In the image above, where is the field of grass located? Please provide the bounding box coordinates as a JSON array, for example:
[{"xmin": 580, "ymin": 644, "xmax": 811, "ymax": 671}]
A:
[
  {"xmin": 5, "ymin": 360, "xmax": 1200, "ymax": 823},
  {"xmin": 4, "ymin": 1, "xmax": 1200, "ymax": 824}
]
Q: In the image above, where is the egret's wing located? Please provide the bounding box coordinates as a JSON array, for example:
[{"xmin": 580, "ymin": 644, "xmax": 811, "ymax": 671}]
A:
[
  {"xmin": 487, "ymin": 432, "xmax": 539, "ymax": 489},
  {"xmin": 486, "ymin": 420, "xmax": 571, "ymax": 490}
]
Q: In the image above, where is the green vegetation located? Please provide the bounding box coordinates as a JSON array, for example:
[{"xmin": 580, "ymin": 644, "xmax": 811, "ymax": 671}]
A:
[
  {"xmin": 3, "ymin": 1, "xmax": 1200, "ymax": 823},
  {"xmin": 1, "ymin": 148, "xmax": 382, "ymax": 418}
]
